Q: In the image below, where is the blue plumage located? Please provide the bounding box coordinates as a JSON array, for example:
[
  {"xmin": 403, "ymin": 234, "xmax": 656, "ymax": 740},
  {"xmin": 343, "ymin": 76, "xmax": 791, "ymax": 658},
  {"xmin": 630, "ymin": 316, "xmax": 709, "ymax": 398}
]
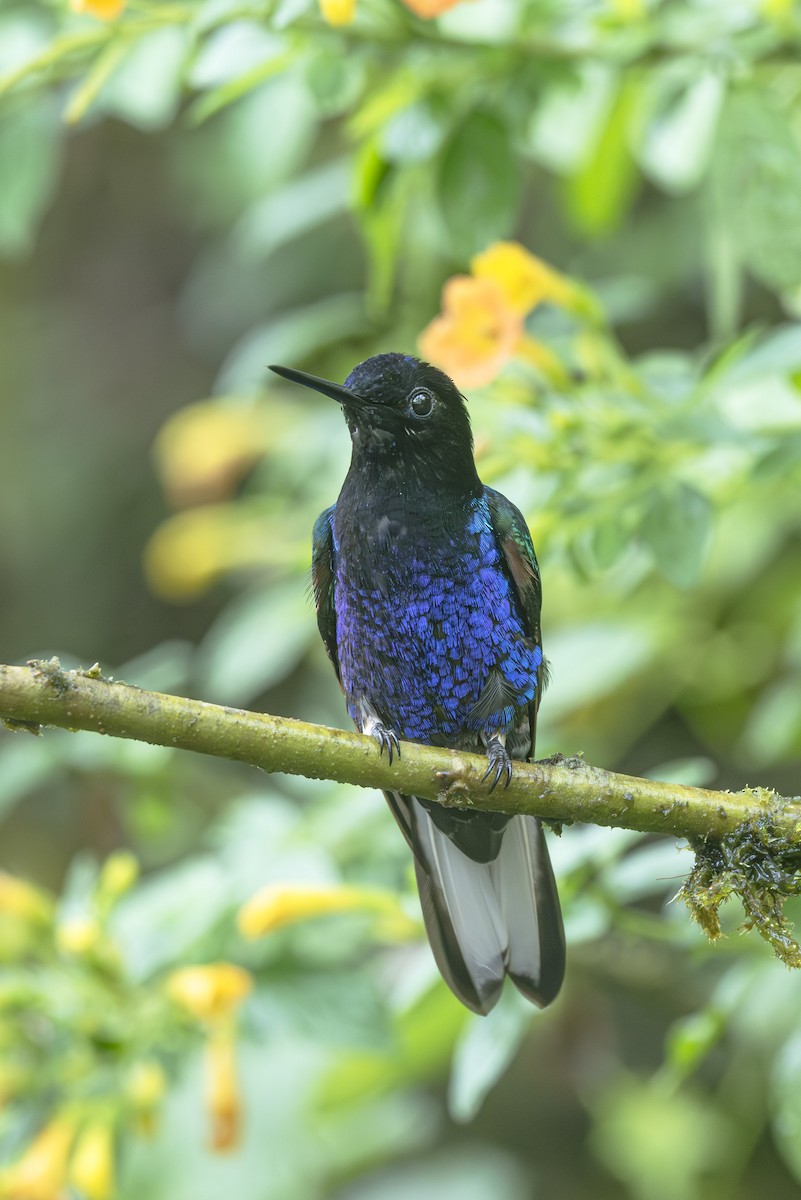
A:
[
  {"xmin": 333, "ymin": 491, "xmax": 541, "ymax": 744},
  {"xmin": 271, "ymin": 353, "xmax": 565, "ymax": 1015}
]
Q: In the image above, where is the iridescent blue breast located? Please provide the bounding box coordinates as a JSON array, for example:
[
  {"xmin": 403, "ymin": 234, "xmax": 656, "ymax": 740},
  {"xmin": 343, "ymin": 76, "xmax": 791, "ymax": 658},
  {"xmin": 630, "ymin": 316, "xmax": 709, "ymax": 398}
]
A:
[{"xmin": 332, "ymin": 491, "xmax": 541, "ymax": 747}]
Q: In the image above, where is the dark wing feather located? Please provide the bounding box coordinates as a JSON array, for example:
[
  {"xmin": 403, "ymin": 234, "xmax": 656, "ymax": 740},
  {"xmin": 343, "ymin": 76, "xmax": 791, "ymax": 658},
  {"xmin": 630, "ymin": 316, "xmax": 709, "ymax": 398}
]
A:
[
  {"xmin": 484, "ymin": 486, "xmax": 546, "ymax": 753},
  {"xmin": 311, "ymin": 505, "xmax": 341, "ymax": 684},
  {"xmin": 484, "ymin": 486, "xmax": 543, "ymax": 648}
]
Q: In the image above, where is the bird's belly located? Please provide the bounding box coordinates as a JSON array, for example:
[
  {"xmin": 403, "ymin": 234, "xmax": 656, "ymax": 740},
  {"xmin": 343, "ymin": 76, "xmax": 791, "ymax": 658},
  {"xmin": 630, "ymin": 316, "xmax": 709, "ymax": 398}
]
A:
[{"xmin": 334, "ymin": 554, "xmax": 536, "ymax": 747}]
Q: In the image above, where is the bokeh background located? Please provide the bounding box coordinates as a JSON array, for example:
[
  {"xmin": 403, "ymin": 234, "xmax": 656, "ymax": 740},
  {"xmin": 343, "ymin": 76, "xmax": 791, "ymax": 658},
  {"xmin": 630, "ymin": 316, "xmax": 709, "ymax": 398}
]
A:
[{"xmin": 3, "ymin": 0, "xmax": 801, "ymax": 1197}]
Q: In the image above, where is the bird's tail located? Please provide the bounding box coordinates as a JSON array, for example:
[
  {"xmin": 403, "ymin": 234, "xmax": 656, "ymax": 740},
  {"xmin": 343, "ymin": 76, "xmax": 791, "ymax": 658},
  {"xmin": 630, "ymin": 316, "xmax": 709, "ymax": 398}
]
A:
[{"xmin": 385, "ymin": 792, "xmax": 565, "ymax": 1015}]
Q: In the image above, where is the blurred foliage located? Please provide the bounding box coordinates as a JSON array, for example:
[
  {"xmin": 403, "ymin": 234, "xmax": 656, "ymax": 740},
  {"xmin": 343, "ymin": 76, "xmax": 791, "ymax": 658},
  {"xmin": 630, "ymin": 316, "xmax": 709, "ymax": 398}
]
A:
[{"xmin": 3, "ymin": 0, "xmax": 801, "ymax": 1196}]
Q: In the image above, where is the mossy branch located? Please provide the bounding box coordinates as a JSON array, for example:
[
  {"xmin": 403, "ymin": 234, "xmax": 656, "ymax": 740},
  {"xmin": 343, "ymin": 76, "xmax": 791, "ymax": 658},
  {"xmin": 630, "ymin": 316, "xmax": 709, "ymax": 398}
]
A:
[
  {"xmin": 3, "ymin": 658, "xmax": 801, "ymax": 964},
  {"xmin": 0, "ymin": 657, "xmax": 797, "ymax": 837}
]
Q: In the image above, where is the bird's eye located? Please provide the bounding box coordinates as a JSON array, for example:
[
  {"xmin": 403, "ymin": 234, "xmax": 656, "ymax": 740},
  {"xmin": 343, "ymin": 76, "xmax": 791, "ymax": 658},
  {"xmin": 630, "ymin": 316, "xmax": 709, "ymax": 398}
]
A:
[{"xmin": 410, "ymin": 389, "xmax": 435, "ymax": 417}]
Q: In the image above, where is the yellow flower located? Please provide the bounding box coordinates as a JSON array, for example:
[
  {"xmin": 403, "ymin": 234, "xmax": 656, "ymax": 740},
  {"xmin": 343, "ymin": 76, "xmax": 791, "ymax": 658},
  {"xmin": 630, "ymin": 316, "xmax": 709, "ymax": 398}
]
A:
[
  {"xmin": 126, "ymin": 1060, "xmax": 167, "ymax": 1138},
  {"xmin": 153, "ymin": 402, "xmax": 266, "ymax": 508},
  {"xmin": 143, "ymin": 506, "xmax": 264, "ymax": 600},
  {"xmin": 126, "ymin": 1059, "xmax": 167, "ymax": 1107},
  {"xmin": 0, "ymin": 1117, "xmax": 75, "ymax": 1200},
  {"xmin": 419, "ymin": 275, "xmax": 523, "ymax": 389},
  {"xmin": 471, "ymin": 241, "xmax": 577, "ymax": 315},
  {"xmin": 69, "ymin": 0, "xmax": 126, "ymax": 19},
  {"xmin": 98, "ymin": 851, "xmax": 139, "ymax": 902},
  {"xmin": 166, "ymin": 963, "xmax": 253, "ymax": 1023},
  {"xmin": 69, "ymin": 1124, "xmax": 115, "ymax": 1200},
  {"xmin": 319, "ymin": 0, "xmax": 356, "ymax": 24},
  {"xmin": 608, "ymin": 0, "xmax": 645, "ymax": 19},
  {"xmin": 204, "ymin": 1028, "xmax": 242, "ymax": 1152},
  {"xmin": 0, "ymin": 872, "xmax": 52, "ymax": 924},
  {"xmin": 400, "ymin": 0, "xmax": 471, "ymax": 16},
  {"xmin": 238, "ymin": 882, "xmax": 403, "ymax": 939},
  {"xmin": 56, "ymin": 915, "xmax": 101, "ymax": 956},
  {"xmin": 762, "ymin": 0, "xmax": 793, "ymax": 16}
]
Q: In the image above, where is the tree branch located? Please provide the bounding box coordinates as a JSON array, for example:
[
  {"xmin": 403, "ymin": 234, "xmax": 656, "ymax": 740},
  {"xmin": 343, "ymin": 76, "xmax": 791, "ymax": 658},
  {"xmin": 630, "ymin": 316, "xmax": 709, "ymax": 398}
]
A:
[{"xmin": 1, "ymin": 659, "xmax": 799, "ymax": 844}]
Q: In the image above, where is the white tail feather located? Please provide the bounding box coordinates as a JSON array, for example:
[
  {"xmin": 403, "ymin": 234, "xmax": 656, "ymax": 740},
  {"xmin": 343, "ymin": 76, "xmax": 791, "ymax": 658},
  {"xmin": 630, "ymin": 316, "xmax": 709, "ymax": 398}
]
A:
[{"xmin": 395, "ymin": 794, "xmax": 565, "ymax": 1015}]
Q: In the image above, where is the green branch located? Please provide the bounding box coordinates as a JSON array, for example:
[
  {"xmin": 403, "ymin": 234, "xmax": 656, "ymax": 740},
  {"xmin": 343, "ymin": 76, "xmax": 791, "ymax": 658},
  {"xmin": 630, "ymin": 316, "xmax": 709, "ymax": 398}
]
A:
[
  {"xmin": 0, "ymin": 658, "xmax": 798, "ymax": 841},
  {"xmin": 5, "ymin": 658, "xmax": 801, "ymax": 963}
]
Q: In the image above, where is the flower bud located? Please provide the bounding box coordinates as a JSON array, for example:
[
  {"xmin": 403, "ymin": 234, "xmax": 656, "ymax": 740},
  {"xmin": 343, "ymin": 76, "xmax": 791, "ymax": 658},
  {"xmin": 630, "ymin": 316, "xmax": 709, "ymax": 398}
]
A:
[{"xmin": 69, "ymin": 1123, "xmax": 115, "ymax": 1200}]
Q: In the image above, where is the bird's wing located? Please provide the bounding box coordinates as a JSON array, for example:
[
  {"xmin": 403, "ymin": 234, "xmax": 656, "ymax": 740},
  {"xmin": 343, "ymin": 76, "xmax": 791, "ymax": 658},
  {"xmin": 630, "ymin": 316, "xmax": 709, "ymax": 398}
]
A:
[
  {"xmin": 484, "ymin": 485, "xmax": 547, "ymax": 752},
  {"xmin": 484, "ymin": 486, "xmax": 543, "ymax": 648},
  {"xmin": 311, "ymin": 505, "xmax": 341, "ymax": 684}
]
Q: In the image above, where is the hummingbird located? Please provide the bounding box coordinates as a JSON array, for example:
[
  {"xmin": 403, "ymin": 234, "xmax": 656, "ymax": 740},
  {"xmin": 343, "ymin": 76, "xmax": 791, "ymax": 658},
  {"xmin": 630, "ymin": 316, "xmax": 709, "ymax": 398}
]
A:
[{"xmin": 270, "ymin": 353, "xmax": 565, "ymax": 1014}]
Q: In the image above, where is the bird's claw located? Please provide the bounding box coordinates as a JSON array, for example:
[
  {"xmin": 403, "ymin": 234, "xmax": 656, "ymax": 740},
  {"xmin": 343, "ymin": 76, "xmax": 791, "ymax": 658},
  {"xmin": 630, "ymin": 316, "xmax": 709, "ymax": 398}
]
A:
[
  {"xmin": 371, "ymin": 722, "xmax": 401, "ymax": 765},
  {"xmin": 481, "ymin": 739, "xmax": 513, "ymax": 793}
]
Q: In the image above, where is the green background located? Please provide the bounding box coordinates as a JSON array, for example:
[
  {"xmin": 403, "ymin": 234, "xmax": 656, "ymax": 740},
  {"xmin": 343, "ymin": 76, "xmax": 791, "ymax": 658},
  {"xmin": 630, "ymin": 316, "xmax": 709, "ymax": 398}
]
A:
[{"xmin": 3, "ymin": 1, "xmax": 801, "ymax": 1196}]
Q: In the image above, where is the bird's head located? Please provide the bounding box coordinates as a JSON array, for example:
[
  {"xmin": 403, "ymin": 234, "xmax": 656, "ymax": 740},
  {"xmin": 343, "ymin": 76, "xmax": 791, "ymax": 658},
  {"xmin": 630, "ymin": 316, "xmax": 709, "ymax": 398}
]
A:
[{"xmin": 270, "ymin": 353, "xmax": 480, "ymax": 494}]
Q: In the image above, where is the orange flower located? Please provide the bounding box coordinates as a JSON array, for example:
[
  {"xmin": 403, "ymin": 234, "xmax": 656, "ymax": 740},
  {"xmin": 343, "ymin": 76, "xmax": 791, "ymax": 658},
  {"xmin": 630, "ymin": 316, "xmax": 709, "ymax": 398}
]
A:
[
  {"xmin": 400, "ymin": 0, "xmax": 469, "ymax": 16},
  {"xmin": 319, "ymin": 0, "xmax": 356, "ymax": 23},
  {"xmin": 419, "ymin": 275, "xmax": 523, "ymax": 388},
  {"xmin": 69, "ymin": 0, "xmax": 126, "ymax": 19},
  {"xmin": 166, "ymin": 963, "xmax": 253, "ymax": 1024}
]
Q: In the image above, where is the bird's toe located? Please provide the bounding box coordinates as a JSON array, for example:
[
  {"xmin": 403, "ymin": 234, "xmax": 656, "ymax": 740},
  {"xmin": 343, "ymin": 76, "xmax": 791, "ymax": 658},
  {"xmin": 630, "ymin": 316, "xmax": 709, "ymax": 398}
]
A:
[{"xmin": 482, "ymin": 738, "xmax": 513, "ymax": 793}]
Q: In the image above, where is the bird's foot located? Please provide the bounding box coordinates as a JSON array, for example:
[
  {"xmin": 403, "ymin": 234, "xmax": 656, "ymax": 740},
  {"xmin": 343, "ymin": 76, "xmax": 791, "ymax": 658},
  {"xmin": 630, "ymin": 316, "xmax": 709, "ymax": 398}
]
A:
[
  {"xmin": 481, "ymin": 736, "xmax": 513, "ymax": 792},
  {"xmin": 364, "ymin": 718, "xmax": 401, "ymax": 765}
]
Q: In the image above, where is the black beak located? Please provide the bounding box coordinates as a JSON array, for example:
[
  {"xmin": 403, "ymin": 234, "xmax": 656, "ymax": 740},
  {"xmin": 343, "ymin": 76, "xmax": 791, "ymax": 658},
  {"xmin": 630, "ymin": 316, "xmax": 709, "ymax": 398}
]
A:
[{"xmin": 269, "ymin": 364, "xmax": 365, "ymax": 409}]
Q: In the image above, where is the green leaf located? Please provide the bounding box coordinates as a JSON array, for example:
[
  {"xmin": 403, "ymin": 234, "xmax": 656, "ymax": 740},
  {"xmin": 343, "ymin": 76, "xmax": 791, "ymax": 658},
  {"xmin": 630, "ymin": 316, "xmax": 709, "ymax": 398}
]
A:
[
  {"xmin": 381, "ymin": 99, "xmax": 449, "ymax": 165},
  {"xmin": 0, "ymin": 97, "xmax": 61, "ymax": 257},
  {"xmin": 527, "ymin": 63, "xmax": 615, "ymax": 174},
  {"xmin": 112, "ymin": 856, "xmax": 231, "ymax": 980},
  {"xmin": 742, "ymin": 674, "xmax": 801, "ymax": 764},
  {"xmin": 565, "ymin": 73, "xmax": 642, "ymax": 237},
  {"xmin": 352, "ymin": 141, "xmax": 413, "ymax": 314},
  {"xmin": 772, "ymin": 1029, "xmax": 801, "ymax": 1184},
  {"xmin": 305, "ymin": 49, "xmax": 366, "ymax": 117},
  {"xmin": 0, "ymin": 738, "xmax": 56, "ymax": 819},
  {"xmin": 589, "ymin": 1074, "xmax": 732, "ymax": 1200},
  {"xmin": 603, "ymin": 841, "xmax": 687, "ymax": 903},
  {"xmin": 65, "ymin": 39, "xmax": 130, "ymax": 126},
  {"xmin": 645, "ymin": 756, "xmax": 717, "ymax": 786},
  {"xmin": 340, "ymin": 1148, "xmax": 530, "ymax": 1200},
  {"xmin": 217, "ymin": 293, "xmax": 367, "ymax": 392},
  {"xmin": 234, "ymin": 159, "xmax": 351, "ymax": 259},
  {"xmin": 447, "ymin": 987, "xmax": 533, "ymax": 1123},
  {"xmin": 712, "ymin": 91, "xmax": 801, "ymax": 294},
  {"xmin": 637, "ymin": 69, "xmax": 724, "ymax": 195},
  {"xmin": 541, "ymin": 622, "xmax": 654, "ymax": 719},
  {"xmin": 0, "ymin": 11, "xmax": 50, "ymax": 76},
  {"xmin": 195, "ymin": 579, "xmax": 315, "ymax": 704},
  {"xmin": 100, "ymin": 28, "xmax": 187, "ymax": 131},
  {"xmin": 665, "ymin": 1011, "xmax": 723, "ymax": 1078},
  {"xmin": 641, "ymin": 482, "xmax": 712, "ymax": 588},
  {"xmin": 189, "ymin": 22, "xmax": 282, "ymax": 89},
  {"xmin": 437, "ymin": 109, "xmax": 520, "ymax": 254}
]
